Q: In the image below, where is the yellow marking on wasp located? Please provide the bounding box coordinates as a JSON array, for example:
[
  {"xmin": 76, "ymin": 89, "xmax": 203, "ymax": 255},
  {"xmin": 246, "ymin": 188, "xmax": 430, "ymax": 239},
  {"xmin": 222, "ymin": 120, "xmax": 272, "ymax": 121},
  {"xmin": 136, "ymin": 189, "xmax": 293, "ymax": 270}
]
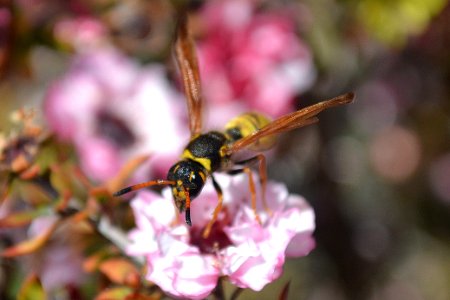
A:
[
  {"xmin": 181, "ymin": 149, "xmax": 212, "ymax": 172},
  {"xmin": 225, "ymin": 112, "xmax": 275, "ymax": 151},
  {"xmin": 219, "ymin": 145, "xmax": 227, "ymax": 158},
  {"xmin": 189, "ymin": 171, "xmax": 195, "ymax": 181},
  {"xmin": 175, "ymin": 180, "xmax": 186, "ymax": 198},
  {"xmin": 198, "ymin": 171, "xmax": 206, "ymax": 182}
]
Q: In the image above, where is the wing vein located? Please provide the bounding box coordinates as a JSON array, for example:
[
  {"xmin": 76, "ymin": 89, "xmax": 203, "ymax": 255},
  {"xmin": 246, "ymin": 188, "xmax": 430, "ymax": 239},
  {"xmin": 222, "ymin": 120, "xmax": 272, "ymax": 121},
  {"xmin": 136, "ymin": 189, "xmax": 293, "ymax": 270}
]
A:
[
  {"xmin": 175, "ymin": 13, "xmax": 203, "ymax": 136},
  {"xmin": 225, "ymin": 92, "xmax": 355, "ymax": 155}
]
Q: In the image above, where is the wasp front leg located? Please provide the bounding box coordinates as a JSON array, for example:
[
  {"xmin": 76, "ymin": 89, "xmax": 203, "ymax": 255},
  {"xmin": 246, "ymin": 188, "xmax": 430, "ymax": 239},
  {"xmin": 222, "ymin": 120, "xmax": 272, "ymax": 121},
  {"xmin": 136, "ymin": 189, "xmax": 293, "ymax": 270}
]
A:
[{"xmin": 203, "ymin": 176, "xmax": 224, "ymax": 239}]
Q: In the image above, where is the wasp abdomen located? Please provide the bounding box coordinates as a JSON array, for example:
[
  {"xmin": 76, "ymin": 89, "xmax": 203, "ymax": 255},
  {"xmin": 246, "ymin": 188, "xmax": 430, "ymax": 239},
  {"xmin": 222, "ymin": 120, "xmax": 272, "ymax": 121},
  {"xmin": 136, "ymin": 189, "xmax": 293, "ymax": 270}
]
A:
[{"xmin": 224, "ymin": 112, "xmax": 276, "ymax": 151}]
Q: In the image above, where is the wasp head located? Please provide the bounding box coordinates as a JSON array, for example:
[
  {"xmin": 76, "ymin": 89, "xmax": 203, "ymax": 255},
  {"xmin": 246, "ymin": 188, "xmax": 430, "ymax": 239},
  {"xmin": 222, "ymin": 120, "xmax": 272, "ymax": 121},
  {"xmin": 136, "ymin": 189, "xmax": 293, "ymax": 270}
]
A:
[{"xmin": 167, "ymin": 160, "xmax": 207, "ymax": 213}]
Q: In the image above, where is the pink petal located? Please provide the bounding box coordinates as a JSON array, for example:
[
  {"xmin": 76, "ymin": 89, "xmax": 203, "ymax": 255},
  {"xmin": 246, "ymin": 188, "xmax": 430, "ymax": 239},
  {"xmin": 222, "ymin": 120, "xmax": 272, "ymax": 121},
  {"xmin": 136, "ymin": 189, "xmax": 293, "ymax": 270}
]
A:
[
  {"xmin": 285, "ymin": 232, "xmax": 316, "ymax": 257},
  {"xmin": 146, "ymin": 234, "xmax": 220, "ymax": 300},
  {"xmin": 127, "ymin": 228, "xmax": 158, "ymax": 256},
  {"xmin": 127, "ymin": 191, "xmax": 220, "ymax": 299},
  {"xmin": 71, "ymin": 48, "xmax": 138, "ymax": 95},
  {"xmin": 220, "ymin": 179, "xmax": 316, "ymax": 291},
  {"xmin": 44, "ymin": 73, "xmax": 102, "ymax": 140},
  {"xmin": 127, "ymin": 190, "xmax": 188, "ymax": 256},
  {"xmin": 221, "ymin": 241, "xmax": 283, "ymax": 291},
  {"xmin": 54, "ymin": 16, "xmax": 107, "ymax": 50},
  {"xmin": 197, "ymin": 0, "xmax": 316, "ymax": 118},
  {"xmin": 131, "ymin": 190, "xmax": 177, "ymax": 229},
  {"xmin": 77, "ymin": 137, "xmax": 121, "ymax": 181}
]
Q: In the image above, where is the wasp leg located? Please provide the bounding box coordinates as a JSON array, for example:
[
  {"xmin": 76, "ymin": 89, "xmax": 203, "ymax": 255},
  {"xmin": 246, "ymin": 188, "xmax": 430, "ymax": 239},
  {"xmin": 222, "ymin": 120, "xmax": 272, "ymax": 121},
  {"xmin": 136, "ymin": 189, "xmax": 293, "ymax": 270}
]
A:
[
  {"xmin": 203, "ymin": 176, "xmax": 223, "ymax": 239},
  {"xmin": 228, "ymin": 167, "xmax": 262, "ymax": 225},
  {"xmin": 234, "ymin": 154, "xmax": 272, "ymax": 215}
]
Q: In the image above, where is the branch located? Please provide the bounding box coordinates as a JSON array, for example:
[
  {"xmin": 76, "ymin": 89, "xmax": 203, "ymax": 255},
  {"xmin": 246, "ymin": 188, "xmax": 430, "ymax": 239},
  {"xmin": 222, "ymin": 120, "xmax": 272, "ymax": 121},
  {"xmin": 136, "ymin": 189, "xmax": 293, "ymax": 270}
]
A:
[{"xmin": 96, "ymin": 216, "xmax": 145, "ymax": 266}]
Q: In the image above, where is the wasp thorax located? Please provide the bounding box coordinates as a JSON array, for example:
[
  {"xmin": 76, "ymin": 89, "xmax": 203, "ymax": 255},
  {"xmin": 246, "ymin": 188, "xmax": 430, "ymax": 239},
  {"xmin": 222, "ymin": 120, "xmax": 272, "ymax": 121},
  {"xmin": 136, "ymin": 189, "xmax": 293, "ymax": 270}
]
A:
[{"xmin": 167, "ymin": 160, "xmax": 207, "ymax": 212}]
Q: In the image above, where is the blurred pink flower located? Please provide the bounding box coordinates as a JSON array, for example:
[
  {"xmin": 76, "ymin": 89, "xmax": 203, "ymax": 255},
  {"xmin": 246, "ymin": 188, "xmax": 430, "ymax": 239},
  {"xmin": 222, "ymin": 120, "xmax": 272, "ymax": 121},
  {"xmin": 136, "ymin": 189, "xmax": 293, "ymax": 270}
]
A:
[
  {"xmin": 54, "ymin": 16, "xmax": 108, "ymax": 51},
  {"xmin": 198, "ymin": 0, "xmax": 316, "ymax": 127},
  {"xmin": 44, "ymin": 48, "xmax": 188, "ymax": 181},
  {"xmin": 28, "ymin": 216, "xmax": 85, "ymax": 292},
  {"xmin": 0, "ymin": 7, "xmax": 12, "ymax": 31},
  {"xmin": 126, "ymin": 173, "xmax": 315, "ymax": 298}
]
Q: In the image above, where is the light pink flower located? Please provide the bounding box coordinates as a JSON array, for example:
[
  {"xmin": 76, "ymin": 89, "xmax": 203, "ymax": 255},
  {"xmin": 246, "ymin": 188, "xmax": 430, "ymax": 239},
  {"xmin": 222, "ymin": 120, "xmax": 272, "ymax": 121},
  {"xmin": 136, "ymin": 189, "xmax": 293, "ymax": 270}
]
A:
[
  {"xmin": 197, "ymin": 0, "xmax": 316, "ymax": 128},
  {"xmin": 127, "ymin": 172, "xmax": 315, "ymax": 298},
  {"xmin": 127, "ymin": 191, "xmax": 220, "ymax": 300},
  {"xmin": 44, "ymin": 48, "xmax": 189, "ymax": 182}
]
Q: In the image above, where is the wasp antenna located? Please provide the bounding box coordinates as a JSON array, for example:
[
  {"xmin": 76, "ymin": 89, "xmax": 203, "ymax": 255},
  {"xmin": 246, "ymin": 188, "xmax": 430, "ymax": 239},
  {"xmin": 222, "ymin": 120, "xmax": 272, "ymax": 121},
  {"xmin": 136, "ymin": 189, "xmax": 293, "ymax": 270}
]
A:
[
  {"xmin": 113, "ymin": 180, "xmax": 175, "ymax": 197},
  {"xmin": 185, "ymin": 208, "xmax": 192, "ymax": 226},
  {"xmin": 184, "ymin": 190, "xmax": 192, "ymax": 226},
  {"xmin": 113, "ymin": 187, "xmax": 133, "ymax": 197}
]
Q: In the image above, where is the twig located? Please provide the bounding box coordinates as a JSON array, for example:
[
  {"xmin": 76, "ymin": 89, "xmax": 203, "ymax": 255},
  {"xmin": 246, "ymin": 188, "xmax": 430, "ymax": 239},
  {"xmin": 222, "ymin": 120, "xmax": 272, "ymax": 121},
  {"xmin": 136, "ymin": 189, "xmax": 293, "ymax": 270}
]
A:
[
  {"xmin": 212, "ymin": 277, "xmax": 226, "ymax": 300},
  {"xmin": 96, "ymin": 216, "xmax": 145, "ymax": 266},
  {"xmin": 230, "ymin": 287, "xmax": 243, "ymax": 300}
]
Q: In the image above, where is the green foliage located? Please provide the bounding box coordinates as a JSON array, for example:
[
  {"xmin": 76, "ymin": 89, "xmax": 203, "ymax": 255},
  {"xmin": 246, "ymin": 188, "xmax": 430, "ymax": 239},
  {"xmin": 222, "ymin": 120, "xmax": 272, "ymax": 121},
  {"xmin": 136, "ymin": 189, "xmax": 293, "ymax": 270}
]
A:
[{"xmin": 356, "ymin": 0, "xmax": 447, "ymax": 46}]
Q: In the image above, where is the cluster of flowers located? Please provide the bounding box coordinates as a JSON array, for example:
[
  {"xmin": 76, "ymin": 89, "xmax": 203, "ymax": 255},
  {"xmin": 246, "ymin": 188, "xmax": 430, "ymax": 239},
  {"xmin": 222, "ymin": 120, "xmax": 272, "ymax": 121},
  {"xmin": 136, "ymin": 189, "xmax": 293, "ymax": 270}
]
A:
[
  {"xmin": 127, "ymin": 173, "xmax": 315, "ymax": 299},
  {"xmin": 198, "ymin": 0, "xmax": 315, "ymax": 125},
  {"xmin": 41, "ymin": 0, "xmax": 317, "ymax": 298}
]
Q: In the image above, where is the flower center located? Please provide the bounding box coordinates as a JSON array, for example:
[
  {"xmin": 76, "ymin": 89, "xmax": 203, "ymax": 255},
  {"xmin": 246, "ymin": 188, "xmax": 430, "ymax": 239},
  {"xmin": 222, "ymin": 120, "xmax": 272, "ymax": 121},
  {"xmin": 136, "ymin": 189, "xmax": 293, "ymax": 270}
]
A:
[
  {"xmin": 96, "ymin": 110, "xmax": 136, "ymax": 148},
  {"xmin": 190, "ymin": 219, "xmax": 232, "ymax": 255}
]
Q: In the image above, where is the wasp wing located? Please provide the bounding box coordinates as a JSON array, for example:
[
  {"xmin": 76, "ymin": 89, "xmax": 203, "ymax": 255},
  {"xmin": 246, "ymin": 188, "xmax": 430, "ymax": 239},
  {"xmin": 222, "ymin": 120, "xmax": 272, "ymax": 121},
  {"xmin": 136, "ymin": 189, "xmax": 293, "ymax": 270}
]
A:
[
  {"xmin": 224, "ymin": 92, "xmax": 355, "ymax": 156},
  {"xmin": 174, "ymin": 13, "xmax": 203, "ymax": 137}
]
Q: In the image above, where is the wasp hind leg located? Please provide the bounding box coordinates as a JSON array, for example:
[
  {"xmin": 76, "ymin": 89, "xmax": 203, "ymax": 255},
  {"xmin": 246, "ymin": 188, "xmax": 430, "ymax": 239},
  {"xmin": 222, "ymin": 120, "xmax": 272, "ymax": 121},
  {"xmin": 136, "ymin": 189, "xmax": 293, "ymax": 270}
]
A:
[
  {"xmin": 228, "ymin": 164, "xmax": 265, "ymax": 226},
  {"xmin": 203, "ymin": 175, "xmax": 224, "ymax": 239},
  {"xmin": 233, "ymin": 154, "xmax": 272, "ymax": 216}
]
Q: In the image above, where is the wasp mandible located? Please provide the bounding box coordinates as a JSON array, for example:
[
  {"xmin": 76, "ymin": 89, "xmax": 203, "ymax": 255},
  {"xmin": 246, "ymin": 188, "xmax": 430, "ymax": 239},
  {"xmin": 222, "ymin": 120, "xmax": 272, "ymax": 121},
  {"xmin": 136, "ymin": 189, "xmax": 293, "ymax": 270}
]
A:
[{"xmin": 114, "ymin": 13, "xmax": 355, "ymax": 238}]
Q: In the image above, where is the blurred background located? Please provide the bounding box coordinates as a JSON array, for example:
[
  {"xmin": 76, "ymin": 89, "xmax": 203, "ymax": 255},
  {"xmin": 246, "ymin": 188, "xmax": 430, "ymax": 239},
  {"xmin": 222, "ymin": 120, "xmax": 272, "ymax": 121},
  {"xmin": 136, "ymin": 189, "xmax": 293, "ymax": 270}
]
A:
[{"xmin": 1, "ymin": 0, "xmax": 450, "ymax": 299}]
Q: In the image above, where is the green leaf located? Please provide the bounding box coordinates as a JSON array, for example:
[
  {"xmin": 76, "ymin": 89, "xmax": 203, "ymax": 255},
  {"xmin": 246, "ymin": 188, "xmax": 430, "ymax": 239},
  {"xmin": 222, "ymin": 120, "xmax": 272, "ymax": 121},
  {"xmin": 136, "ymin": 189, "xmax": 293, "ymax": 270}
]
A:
[
  {"xmin": 99, "ymin": 258, "xmax": 140, "ymax": 287},
  {"xmin": 95, "ymin": 286, "xmax": 133, "ymax": 300},
  {"xmin": 1, "ymin": 218, "xmax": 60, "ymax": 257},
  {"xmin": 17, "ymin": 274, "xmax": 47, "ymax": 300},
  {"xmin": 96, "ymin": 287, "xmax": 159, "ymax": 300},
  {"xmin": 356, "ymin": 0, "xmax": 447, "ymax": 46},
  {"xmin": 0, "ymin": 207, "xmax": 52, "ymax": 228},
  {"xmin": 83, "ymin": 249, "xmax": 113, "ymax": 273}
]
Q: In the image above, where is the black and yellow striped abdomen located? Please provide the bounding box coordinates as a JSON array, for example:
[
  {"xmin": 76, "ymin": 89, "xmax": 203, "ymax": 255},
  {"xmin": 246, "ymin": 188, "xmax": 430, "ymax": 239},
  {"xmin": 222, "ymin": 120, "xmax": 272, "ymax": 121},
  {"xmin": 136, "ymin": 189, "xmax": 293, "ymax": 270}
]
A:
[{"xmin": 224, "ymin": 112, "xmax": 276, "ymax": 151}]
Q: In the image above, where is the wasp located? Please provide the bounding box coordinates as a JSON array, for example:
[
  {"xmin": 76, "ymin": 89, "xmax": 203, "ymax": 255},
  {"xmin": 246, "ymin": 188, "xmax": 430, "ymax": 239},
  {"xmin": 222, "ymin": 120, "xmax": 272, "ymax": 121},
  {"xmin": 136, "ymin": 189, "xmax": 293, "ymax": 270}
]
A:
[{"xmin": 114, "ymin": 14, "xmax": 355, "ymax": 238}]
